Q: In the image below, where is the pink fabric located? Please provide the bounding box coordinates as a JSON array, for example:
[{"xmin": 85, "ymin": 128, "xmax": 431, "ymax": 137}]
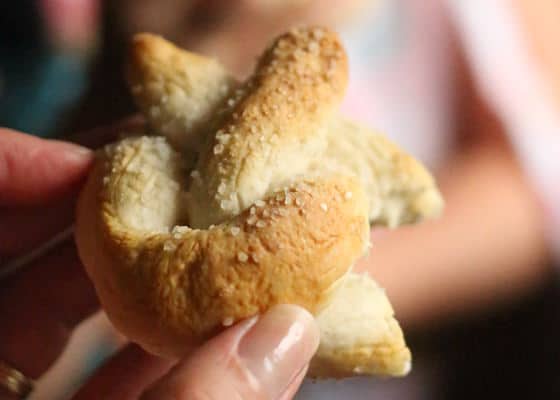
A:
[
  {"xmin": 447, "ymin": 0, "xmax": 560, "ymax": 259},
  {"xmin": 340, "ymin": 0, "xmax": 454, "ymax": 169},
  {"xmin": 342, "ymin": 0, "xmax": 560, "ymax": 258}
]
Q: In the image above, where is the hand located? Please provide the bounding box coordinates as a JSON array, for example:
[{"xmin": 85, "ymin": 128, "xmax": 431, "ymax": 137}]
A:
[
  {"xmin": 75, "ymin": 305, "xmax": 318, "ymax": 400},
  {"xmin": 0, "ymin": 127, "xmax": 319, "ymax": 399}
]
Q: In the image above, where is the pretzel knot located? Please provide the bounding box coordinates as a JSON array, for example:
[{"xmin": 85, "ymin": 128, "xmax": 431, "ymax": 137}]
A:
[{"xmin": 76, "ymin": 27, "xmax": 443, "ymax": 378}]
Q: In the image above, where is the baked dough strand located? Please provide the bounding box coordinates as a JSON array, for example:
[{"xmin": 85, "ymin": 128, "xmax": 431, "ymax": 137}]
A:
[{"xmin": 76, "ymin": 27, "xmax": 444, "ymax": 378}]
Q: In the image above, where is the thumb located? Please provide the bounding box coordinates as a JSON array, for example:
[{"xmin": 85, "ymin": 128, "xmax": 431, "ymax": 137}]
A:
[
  {"xmin": 0, "ymin": 128, "xmax": 93, "ymax": 206},
  {"xmin": 141, "ymin": 305, "xmax": 319, "ymax": 400}
]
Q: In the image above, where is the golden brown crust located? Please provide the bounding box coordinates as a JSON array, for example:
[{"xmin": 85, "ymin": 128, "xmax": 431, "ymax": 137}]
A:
[
  {"xmin": 76, "ymin": 27, "xmax": 443, "ymax": 377},
  {"xmin": 76, "ymin": 135, "xmax": 369, "ymax": 357},
  {"xmin": 126, "ymin": 33, "xmax": 236, "ymax": 151},
  {"xmin": 126, "ymin": 32, "xmax": 442, "ymax": 228},
  {"xmin": 187, "ymin": 27, "xmax": 348, "ymax": 228},
  {"xmin": 319, "ymin": 117, "xmax": 444, "ymax": 226}
]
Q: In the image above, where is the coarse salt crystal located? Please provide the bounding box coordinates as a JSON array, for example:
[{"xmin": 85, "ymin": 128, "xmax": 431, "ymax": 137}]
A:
[
  {"xmin": 308, "ymin": 41, "xmax": 319, "ymax": 53},
  {"xmin": 218, "ymin": 182, "xmax": 227, "ymax": 195},
  {"xmin": 214, "ymin": 143, "xmax": 225, "ymax": 154},
  {"xmin": 217, "ymin": 133, "xmax": 231, "ymax": 144},
  {"xmin": 163, "ymin": 241, "xmax": 176, "ymax": 252},
  {"xmin": 312, "ymin": 28, "xmax": 324, "ymax": 40},
  {"xmin": 172, "ymin": 226, "xmax": 189, "ymax": 234}
]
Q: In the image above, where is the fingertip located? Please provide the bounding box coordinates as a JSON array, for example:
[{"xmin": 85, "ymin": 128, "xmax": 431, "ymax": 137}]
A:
[
  {"xmin": 236, "ymin": 304, "xmax": 318, "ymax": 398},
  {"xmin": 55, "ymin": 140, "xmax": 94, "ymax": 165},
  {"xmin": 0, "ymin": 130, "xmax": 94, "ymax": 205},
  {"xmin": 141, "ymin": 305, "xmax": 318, "ymax": 400},
  {"xmin": 273, "ymin": 304, "xmax": 320, "ymax": 341}
]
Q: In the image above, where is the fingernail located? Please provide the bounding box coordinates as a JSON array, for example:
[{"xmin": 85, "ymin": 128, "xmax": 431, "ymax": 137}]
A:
[
  {"xmin": 237, "ymin": 305, "xmax": 319, "ymax": 399},
  {"xmin": 59, "ymin": 143, "xmax": 93, "ymax": 164}
]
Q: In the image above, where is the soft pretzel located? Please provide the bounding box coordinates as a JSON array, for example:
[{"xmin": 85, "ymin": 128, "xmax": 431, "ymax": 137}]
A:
[{"xmin": 75, "ymin": 27, "xmax": 443, "ymax": 379}]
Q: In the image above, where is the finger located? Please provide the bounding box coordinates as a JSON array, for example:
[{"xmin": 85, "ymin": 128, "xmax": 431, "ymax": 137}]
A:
[
  {"xmin": 0, "ymin": 128, "xmax": 93, "ymax": 206},
  {"xmin": 141, "ymin": 304, "xmax": 319, "ymax": 400},
  {"xmin": 0, "ymin": 116, "xmax": 145, "ymax": 257},
  {"xmin": 0, "ymin": 116, "xmax": 145, "ymax": 207},
  {"xmin": 0, "ymin": 241, "xmax": 98, "ymax": 378},
  {"xmin": 72, "ymin": 345, "xmax": 175, "ymax": 400},
  {"xmin": 279, "ymin": 365, "xmax": 309, "ymax": 400}
]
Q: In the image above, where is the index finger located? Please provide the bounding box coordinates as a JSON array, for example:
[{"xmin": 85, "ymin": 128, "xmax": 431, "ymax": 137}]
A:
[
  {"xmin": 0, "ymin": 129, "xmax": 94, "ymax": 207},
  {"xmin": 0, "ymin": 116, "xmax": 145, "ymax": 258}
]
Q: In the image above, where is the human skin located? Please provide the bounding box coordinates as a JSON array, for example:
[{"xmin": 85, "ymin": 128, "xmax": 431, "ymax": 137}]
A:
[{"xmin": 0, "ymin": 126, "xmax": 319, "ymax": 400}]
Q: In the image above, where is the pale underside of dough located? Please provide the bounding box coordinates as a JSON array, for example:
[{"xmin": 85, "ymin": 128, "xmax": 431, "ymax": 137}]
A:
[
  {"xmin": 76, "ymin": 29, "xmax": 443, "ymax": 380},
  {"xmin": 312, "ymin": 273, "xmax": 411, "ymax": 378}
]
